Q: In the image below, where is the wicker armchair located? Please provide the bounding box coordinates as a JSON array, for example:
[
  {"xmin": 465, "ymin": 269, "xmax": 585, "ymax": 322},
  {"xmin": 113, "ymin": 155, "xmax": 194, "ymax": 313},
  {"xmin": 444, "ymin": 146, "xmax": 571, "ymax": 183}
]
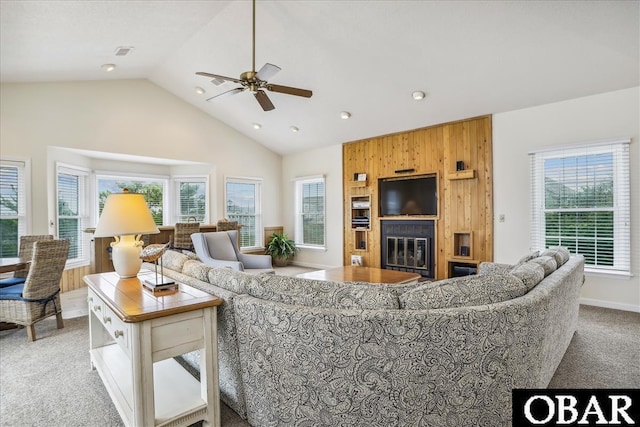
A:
[
  {"xmin": 0, "ymin": 239, "xmax": 69, "ymax": 341},
  {"xmin": 173, "ymin": 222, "xmax": 200, "ymax": 251},
  {"xmin": 0, "ymin": 234, "xmax": 53, "ymax": 288}
]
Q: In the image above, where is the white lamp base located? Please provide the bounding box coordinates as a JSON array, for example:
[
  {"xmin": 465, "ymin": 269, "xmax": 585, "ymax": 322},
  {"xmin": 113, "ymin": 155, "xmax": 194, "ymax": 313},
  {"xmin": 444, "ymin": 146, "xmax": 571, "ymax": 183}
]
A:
[{"xmin": 111, "ymin": 235, "xmax": 144, "ymax": 278}]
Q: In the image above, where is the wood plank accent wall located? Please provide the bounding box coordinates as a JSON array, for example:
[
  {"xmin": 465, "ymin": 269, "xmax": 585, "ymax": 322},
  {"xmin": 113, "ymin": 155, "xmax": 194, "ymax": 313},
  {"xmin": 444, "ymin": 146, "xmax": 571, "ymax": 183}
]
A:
[{"xmin": 343, "ymin": 115, "xmax": 493, "ymax": 279}]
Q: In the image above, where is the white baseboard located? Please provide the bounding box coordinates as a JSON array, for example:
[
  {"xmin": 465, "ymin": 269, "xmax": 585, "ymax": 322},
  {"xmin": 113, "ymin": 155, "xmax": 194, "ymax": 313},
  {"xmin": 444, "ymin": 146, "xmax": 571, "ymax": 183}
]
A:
[{"xmin": 580, "ymin": 298, "xmax": 640, "ymax": 313}]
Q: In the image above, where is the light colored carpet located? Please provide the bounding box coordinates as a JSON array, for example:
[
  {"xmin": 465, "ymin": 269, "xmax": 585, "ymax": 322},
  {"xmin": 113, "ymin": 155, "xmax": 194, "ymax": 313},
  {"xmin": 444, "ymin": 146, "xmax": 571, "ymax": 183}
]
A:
[{"xmin": 1, "ymin": 302, "xmax": 637, "ymax": 426}]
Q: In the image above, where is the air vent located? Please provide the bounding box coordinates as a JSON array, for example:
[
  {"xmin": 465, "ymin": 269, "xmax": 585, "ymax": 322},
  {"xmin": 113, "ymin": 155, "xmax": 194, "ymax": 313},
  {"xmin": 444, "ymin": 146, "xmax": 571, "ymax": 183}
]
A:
[{"xmin": 114, "ymin": 46, "xmax": 134, "ymax": 56}]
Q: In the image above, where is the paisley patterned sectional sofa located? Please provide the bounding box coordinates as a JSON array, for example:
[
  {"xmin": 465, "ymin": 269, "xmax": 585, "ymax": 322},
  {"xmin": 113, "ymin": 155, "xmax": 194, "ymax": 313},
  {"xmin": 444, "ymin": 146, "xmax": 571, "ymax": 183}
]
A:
[{"xmin": 144, "ymin": 247, "xmax": 584, "ymax": 427}]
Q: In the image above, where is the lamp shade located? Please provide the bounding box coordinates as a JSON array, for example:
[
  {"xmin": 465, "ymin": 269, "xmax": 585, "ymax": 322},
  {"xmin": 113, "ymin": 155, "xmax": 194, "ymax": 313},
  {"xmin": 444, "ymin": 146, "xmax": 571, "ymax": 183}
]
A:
[{"xmin": 94, "ymin": 191, "xmax": 160, "ymax": 237}]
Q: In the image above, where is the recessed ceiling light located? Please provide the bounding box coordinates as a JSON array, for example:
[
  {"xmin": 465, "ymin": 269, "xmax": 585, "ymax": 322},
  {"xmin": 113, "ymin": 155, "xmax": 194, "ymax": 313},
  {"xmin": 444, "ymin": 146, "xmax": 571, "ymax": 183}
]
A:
[
  {"xmin": 340, "ymin": 111, "xmax": 351, "ymax": 119},
  {"xmin": 252, "ymin": 123, "xmax": 262, "ymax": 130},
  {"xmin": 101, "ymin": 63, "xmax": 116, "ymax": 72},
  {"xmin": 290, "ymin": 126, "xmax": 299, "ymax": 132},
  {"xmin": 412, "ymin": 91, "xmax": 426, "ymax": 100},
  {"xmin": 195, "ymin": 87, "xmax": 206, "ymax": 95}
]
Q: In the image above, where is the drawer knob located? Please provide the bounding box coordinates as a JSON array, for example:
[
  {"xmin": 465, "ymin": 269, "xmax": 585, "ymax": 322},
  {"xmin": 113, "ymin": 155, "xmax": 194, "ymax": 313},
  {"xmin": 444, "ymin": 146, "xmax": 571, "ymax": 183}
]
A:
[
  {"xmin": 103, "ymin": 316, "xmax": 111, "ymax": 324},
  {"xmin": 88, "ymin": 296, "xmax": 93, "ymax": 303},
  {"xmin": 114, "ymin": 330, "xmax": 124, "ymax": 339},
  {"xmin": 94, "ymin": 305, "xmax": 101, "ymax": 311}
]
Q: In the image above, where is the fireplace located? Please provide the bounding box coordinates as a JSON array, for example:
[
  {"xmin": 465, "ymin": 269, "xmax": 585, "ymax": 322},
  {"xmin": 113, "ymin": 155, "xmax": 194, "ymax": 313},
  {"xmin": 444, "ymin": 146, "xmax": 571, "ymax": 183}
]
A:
[{"xmin": 381, "ymin": 220, "xmax": 434, "ymax": 278}]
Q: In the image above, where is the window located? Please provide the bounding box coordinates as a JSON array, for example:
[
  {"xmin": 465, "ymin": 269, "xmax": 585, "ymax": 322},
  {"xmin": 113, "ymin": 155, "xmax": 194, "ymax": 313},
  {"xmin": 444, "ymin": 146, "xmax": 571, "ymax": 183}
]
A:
[
  {"xmin": 57, "ymin": 164, "xmax": 90, "ymax": 267},
  {"xmin": 97, "ymin": 175, "xmax": 166, "ymax": 226},
  {"xmin": 174, "ymin": 177, "xmax": 209, "ymax": 223},
  {"xmin": 0, "ymin": 159, "xmax": 29, "ymax": 257},
  {"xmin": 530, "ymin": 139, "xmax": 630, "ymax": 275},
  {"xmin": 295, "ymin": 176, "xmax": 325, "ymax": 248},
  {"xmin": 225, "ymin": 177, "xmax": 262, "ymax": 249}
]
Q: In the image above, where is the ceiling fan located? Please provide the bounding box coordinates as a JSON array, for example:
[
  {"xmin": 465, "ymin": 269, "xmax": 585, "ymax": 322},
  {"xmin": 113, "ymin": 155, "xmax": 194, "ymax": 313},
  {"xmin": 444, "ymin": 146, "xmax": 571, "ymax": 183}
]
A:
[{"xmin": 196, "ymin": 0, "xmax": 312, "ymax": 111}]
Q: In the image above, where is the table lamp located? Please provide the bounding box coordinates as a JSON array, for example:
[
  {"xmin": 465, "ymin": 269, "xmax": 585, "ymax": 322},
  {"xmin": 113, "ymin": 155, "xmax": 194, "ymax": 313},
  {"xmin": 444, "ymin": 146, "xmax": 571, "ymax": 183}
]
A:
[{"xmin": 94, "ymin": 189, "xmax": 160, "ymax": 278}]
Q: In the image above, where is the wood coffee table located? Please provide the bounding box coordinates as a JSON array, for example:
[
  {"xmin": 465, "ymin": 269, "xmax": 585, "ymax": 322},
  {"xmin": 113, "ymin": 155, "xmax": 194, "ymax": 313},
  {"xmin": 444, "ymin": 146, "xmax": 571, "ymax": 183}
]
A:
[{"xmin": 296, "ymin": 266, "xmax": 421, "ymax": 285}]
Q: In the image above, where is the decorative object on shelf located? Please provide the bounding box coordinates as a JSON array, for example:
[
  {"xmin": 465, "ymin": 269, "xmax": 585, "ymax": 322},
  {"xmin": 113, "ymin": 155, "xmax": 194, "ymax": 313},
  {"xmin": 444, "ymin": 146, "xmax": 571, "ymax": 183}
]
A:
[
  {"xmin": 357, "ymin": 173, "xmax": 367, "ymax": 182},
  {"xmin": 265, "ymin": 232, "xmax": 299, "ymax": 267},
  {"xmin": 94, "ymin": 189, "xmax": 160, "ymax": 278},
  {"xmin": 139, "ymin": 242, "xmax": 175, "ymax": 289},
  {"xmin": 456, "ymin": 160, "xmax": 465, "ymax": 171}
]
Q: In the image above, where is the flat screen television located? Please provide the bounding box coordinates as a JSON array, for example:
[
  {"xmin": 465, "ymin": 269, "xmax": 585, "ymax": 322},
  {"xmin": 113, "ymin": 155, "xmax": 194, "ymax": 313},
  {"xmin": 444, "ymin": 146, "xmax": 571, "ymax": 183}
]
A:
[{"xmin": 379, "ymin": 175, "xmax": 437, "ymax": 216}]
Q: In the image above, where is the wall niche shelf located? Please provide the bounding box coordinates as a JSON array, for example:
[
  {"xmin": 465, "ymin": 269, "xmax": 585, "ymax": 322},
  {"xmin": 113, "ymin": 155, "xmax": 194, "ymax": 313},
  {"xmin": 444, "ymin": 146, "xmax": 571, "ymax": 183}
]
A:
[
  {"xmin": 453, "ymin": 231, "xmax": 473, "ymax": 259},
  {"xmin": 446, "ymin": 170, "xmax": 475, "ymax": 180}
]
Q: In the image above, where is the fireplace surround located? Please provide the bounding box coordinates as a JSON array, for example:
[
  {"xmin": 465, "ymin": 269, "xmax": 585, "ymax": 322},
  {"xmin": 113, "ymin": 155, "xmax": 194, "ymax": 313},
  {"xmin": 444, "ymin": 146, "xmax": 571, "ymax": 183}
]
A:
[{"xmin": 381, "ymin": 220, "xmax": 434, "ymax": 278}]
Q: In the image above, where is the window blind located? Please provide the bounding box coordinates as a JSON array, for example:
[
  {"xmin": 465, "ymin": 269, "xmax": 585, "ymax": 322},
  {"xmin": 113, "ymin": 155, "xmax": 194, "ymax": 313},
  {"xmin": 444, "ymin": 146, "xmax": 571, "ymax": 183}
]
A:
[
  {"xmin": 225, "ymin": 178, "xmax": 262, "ymax": 249},
  {"xmin": 295, "ymin": 176, "xmax": 326, "ymax": 247},
  {"xmin": 57, "ymin": 165, "xmax": 90, "ymax": 266},
  {"xmin": 0, "ymin": 160, "xmax": 27, "ymax": 257},
  {"xmin": 175, "ymin": 179, "xmax": 207, "ymax": 223},
  {"xmin": 530, "ymin": 139, "xmax": 630, "ymax": 274}
]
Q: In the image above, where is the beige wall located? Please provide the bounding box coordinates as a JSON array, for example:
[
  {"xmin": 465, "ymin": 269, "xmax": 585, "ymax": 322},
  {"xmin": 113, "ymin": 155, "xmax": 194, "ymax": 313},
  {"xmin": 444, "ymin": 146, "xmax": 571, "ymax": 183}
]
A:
[
  {"xmin": 281, "ymin": 144, "xmax": 343, "ymax": 269},
  {"xmin": 493, "ymin": 87, "xmax": 640, "ymax": 312},
  {"xmin": 0, "ymin": 80, "xmax": 282, "ymax": 236}
]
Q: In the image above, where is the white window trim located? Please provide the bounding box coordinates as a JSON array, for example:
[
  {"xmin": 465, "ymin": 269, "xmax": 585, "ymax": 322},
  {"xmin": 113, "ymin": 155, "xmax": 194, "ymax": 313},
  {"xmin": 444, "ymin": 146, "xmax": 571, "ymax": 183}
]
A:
[
  {"xmin": 294, "ymin": 174, "xmax": 326, "ymax": 250},
  {"xmin": 0, "ymin": 157, "xmax": 32, "ymax": 237},
  {"xmin": 172, "ymin": 175, "xmax": 210, "ymax": 224},
  {"xmin": 224, "ymin": 176, "xmax": 263, "ymax": 251},
  {"xmin": 529, "ymin": 138, "xmax": 631, "ymax": 277},
  {"xmin": 56, "ymin": 162, "xmax": 91, "ymax": 269}
]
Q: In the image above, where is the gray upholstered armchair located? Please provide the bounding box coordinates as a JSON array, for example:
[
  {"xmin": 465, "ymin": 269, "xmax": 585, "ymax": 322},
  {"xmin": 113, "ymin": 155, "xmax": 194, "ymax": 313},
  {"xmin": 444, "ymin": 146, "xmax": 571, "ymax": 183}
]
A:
[{"xmin": 191, "ymin": 230, "xmax": 275, "ymax": 274}]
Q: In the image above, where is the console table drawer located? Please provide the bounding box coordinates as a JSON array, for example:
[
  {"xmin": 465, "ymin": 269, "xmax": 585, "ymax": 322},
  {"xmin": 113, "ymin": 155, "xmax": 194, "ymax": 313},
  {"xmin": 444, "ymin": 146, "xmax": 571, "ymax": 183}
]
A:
[{"xmin": 88, "ymin": 289, "xmax": 130, "ymax": 355}]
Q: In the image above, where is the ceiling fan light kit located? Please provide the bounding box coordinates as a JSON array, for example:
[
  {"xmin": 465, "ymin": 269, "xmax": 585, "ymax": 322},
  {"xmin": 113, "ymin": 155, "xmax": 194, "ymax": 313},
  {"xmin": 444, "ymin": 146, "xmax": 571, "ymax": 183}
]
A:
[{"xmin": 196, "ymin": 0, "xmax": 312, "ymax": 111}]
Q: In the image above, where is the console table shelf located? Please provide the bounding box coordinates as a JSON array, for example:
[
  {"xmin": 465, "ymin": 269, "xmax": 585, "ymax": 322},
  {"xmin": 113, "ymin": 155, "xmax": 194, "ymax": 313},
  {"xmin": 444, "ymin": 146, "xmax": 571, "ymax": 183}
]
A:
[{"xmin": 85, "ymin": 272, "xmax": 222, "ymax": 427}]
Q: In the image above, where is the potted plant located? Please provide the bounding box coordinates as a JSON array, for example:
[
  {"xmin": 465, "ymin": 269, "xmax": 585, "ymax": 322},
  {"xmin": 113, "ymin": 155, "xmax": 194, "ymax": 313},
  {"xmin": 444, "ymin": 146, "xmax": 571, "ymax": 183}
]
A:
[{"xmin": 265, "ymin": 232, "xmax": 299, "ymax": 267}]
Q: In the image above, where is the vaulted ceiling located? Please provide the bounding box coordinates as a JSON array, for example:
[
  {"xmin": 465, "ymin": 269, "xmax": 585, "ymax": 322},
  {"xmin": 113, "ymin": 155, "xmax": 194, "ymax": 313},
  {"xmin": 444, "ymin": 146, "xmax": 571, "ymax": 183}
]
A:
[{"xmin": 1, "ymin": 1, "xmax": 638, "ymax": 155}]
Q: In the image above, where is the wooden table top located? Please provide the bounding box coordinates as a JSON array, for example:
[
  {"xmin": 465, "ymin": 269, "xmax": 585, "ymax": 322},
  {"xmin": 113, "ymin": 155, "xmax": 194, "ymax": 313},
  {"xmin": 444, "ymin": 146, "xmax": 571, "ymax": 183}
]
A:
[
  {"xmin": 0, "ymin": 257, "xmax": 29, "ymax": 274},
  {"xmin": 296, "ymin": 266, "xmax": 421, "ymax": 285},
  {"xmin": 84, "ymin": 272, "xmax": 222, "ymax": 323}
]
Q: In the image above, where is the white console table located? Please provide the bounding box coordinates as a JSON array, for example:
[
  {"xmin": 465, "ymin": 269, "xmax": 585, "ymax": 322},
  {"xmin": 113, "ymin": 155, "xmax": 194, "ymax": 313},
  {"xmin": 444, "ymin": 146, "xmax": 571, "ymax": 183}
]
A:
[{"xmin": 84, "ymin": 272, "xmax": 222, "ymax": 427}]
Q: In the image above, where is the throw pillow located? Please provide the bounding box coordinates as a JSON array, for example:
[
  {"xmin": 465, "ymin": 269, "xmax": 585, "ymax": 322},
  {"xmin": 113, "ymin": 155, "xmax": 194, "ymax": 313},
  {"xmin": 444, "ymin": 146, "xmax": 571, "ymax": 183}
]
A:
[
  {"xmin": 541, "ymin": 246, "xmax": 570, "ymax": 267},
  {"xmin": 510, "ymin": 262, "xmax": 545, "ymax": 291},
  {"xmin": 399, "ymin": 273, "xmax": 527, "ymax": 310},
  {"xmin": 529, "ymin": 255, "xmax": 557, "ymax": 277},
  {"xmin": 516, "ymin": 251, "xmax": 540, "ymax": 265}
]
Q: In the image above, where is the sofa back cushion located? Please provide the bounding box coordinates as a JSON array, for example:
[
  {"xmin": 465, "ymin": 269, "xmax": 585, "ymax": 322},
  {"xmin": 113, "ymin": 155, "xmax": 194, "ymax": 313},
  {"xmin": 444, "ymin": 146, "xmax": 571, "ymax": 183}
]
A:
[
  {"xmin": 247, "ymin": 274, "xmax": 400, "ymax": 310},
  {"xmin": 399, "ymin": 273, "xmax": 527, "ymax": 310},
  {"xmin": 207, "ymin": 267, "xmax": 256, "ymax": 294},
  {"xmin": 160, "ymin": 249, "xmax": 191, "ymax": 273},
  {"xmin": 182, "ymin": 260, "xmax": 214, "ymax": 282}
]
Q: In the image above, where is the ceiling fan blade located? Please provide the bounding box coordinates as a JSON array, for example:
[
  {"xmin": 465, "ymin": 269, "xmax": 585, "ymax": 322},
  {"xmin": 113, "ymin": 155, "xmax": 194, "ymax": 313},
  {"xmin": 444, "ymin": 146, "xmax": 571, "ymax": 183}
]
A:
[
  {"xmin": 266, "ymin": 83, "xmax": 313, "ymax": 98},
  {"xmin": 196, "ymin": 71, "xmax": 243, "ymax": 85},
  {"xmin": 206, "ymin": 87, "xmax": 245, "ymax": 102},
  {"xmin": 255, "ymin": 63, "xmax": 281, "ymax": 81},
  {"xmin": 254, "ymin": 90, "xmax": 275, "ymax": 111}
]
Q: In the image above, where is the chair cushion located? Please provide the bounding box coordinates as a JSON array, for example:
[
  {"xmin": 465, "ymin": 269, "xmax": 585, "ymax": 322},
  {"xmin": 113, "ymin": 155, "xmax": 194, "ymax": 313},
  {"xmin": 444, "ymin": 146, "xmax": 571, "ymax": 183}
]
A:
[
  {"xmin": 205, "ymin": 233, "xmax": 238, "ymax": 261},
  {"xmin": 0, "ymin": 277, "xmax": 26, "ymax": 288},
  {"xmin": 399, "ymin": 273, "xmax": 527, "ymax": 310},
  {"xmin": 0, "ymin": 284, "xmax": 24, "ymax": 300}
]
